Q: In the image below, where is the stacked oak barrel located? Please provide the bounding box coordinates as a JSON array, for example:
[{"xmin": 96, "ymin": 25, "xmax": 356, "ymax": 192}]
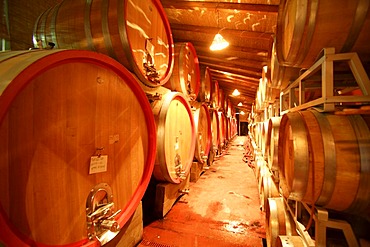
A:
[{"xmin": 248, "ymin": 0, "xmax": 370, "ymax": 246}]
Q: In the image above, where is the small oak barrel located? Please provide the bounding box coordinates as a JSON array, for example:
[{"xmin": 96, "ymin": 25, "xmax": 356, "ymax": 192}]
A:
[
  {"xmin": 210, "ymin": 109, "xmax": 220, "ymax": 153},
  {"xmin": 270, "ymin": 36, "xmax": 301, "ymax": 89},
  {"xmin": 266, "ymin": 116, "xmax": 282, "ymax": 172},
  {"xmin": 260, "ymin": 171, "xmax": 280, "ymax": 212},
  {"xmin": 33, "ymin": 0, "xmax": 174, "ymax": 88},
  {"xmin": 276, "ymin": 0, "xmax": 370, "ymax": 68},
  {"xmin": 197, "ymin": 66, "xmax": 212, "ymax": 103},
  {"xmin": 163, "ymin": 42, "xmax": 200, "ymax": 101},
  {"xmin": 0, "ymin": 50, "xmax": 156, "ymax": 246},
  {"xmin": 191, "ymin": 102, "xmax": 212, "ymax": 164},
  {"xmin": 266, "ymin": 198, "xmax": 298, "ymax": 247},
  {"xmin": 151, "ymin": 92, "xmax": 196, "ymax": 184},
  {"xmin": 278, "ymin": 110, "xmax": 370, "ymax": 216}
]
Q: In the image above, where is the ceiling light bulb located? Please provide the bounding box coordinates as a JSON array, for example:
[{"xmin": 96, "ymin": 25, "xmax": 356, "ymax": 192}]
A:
[
  {"xmin": 240, "ymin": 111, "xmax": 245, "ymax": 115},
  {"xmin": 237, "ymin": 102, "xmax": 243, "ymax": 106},
  {"xmin": 210, "ymin": 33, "xmax": 229, "ymax": 51},
  {"xmin": 232, "ymin": 89, "xmax": 240, "ymax": 96}
]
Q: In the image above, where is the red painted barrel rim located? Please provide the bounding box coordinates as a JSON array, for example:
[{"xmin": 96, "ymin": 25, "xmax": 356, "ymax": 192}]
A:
[{"xmin": 0, "ymin": 50, "xmax": 156, "ymax": 247}]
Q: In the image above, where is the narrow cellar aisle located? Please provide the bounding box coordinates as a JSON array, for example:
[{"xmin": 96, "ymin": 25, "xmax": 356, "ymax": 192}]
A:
[{"xmin": 139, "ymin": 136, "xmax": 266, "ymax": 247}]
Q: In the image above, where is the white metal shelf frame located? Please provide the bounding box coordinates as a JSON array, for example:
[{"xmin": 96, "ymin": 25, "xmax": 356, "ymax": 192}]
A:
[
  {"xmin": 283, "ymin": 197, "xmax": 360, "ymax": 247},
  {"xmin": 280, "ymin": 48, "xmax": 370, "ymax": 114}
]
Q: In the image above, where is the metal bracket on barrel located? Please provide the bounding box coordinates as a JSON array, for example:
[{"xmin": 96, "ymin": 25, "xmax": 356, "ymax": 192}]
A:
[
  {"xmin": 86, "ymin": 183, "xmax": 121, "ymax": 245},
  {"xmin": 174, "ymin": 136, "xmax": 186, "ymax": 180},
  {"xmin": 143, "ymin": 38, "xmax": 160, "ymax": 84},
  {"xmin": 146, "ymin": 92, "xmax": 162, "ymax": 102},
  {"xmin": 175, "ymin": 153, "xmax": 186, "ymax": 180}
]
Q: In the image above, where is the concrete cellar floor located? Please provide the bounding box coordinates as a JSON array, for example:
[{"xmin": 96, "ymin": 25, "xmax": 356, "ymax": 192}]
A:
[{"xmin": 139, "ymin": 136, "xmax": 266, "ymax": 247}]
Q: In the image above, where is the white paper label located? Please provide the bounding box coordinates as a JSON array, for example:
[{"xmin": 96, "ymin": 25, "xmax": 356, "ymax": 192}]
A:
[{"xmin": 89, "ymin": 155, "xmax": 108, "ymax": 174}]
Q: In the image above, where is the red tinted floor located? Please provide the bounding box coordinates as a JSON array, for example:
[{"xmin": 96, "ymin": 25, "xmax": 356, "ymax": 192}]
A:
[{"xmin": 138, "ymin": 136, "xmax": 266, "ymax": 247}]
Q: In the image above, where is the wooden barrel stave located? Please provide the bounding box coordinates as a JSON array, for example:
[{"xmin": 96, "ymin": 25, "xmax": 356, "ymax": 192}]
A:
[{"xmin": 0, "ymin": 50, "xmax": 156, "ymax": 246}]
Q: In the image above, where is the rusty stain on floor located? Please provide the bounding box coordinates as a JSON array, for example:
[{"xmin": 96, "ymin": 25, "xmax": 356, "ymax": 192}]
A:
[{"xmin": 139, "ymin": 136, "xmax": 265, "ymax": 247}]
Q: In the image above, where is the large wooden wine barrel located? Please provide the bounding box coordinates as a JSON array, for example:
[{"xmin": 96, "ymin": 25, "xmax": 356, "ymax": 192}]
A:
[
  {"xmin": 0, "ymin": 50, "xmax": 156, "ymax": 246},
  {"xmin": 266, "ymin": 198, "xmax": 297, "ymax": 247},
  {"xmin": 218, "ymin": 111, "xmax": 227, "ymax": 149},
  {"xmin": 191, "ymin": 102, "xmax": 212, "ymax": 164},
  {"xmin": 164, "ymin": 42, "xmax": 200, "ymax": 101},
  {"xmin": 278, "ymin": 110, "xmax": 370, "ymax": 215},
  {"xmin": 33, "ymin": 0, "xmax": 174, "ymax": 88},
  {"xmin": 218, "ymin": 88, "xmax": 225, "ymax": 111},
  {"xmin": 226, "ymin": 117, "xmax": 231, "ymax": 141},
  {"xmin": 226, "ymin": 99, "xmax": 232, "ymax": 117},
  {"xmin": 197, "ymin": 66, "xmax": 212, "ymax": 103},
  {"xmin": 231, "ymin": 117, "xmax": 238, "ymax": 138},
  {"xmin": 210, "ymin": 109, "xmax": 220, "ymax": 152},
  {"xmin": 151, "ymin": 92, "xmax": 196, "ymax": 184},
  {"xmin": 210, "ymin": 80, "xmax": 220, "ymax": 110},
  {"xmin": 276, "ymin": 0, "xmax": 370, "ymax": 68}
]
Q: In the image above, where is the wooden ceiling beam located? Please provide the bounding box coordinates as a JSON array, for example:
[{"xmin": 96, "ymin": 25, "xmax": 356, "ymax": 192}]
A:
[
  {"xmin": 209, "ymin": 69, "xmax": 260, "ymax": 82},
  {"xmin": 198, "ymin": 55, "xmax": 263, "ymax": 72},
  {"xmin": 173, "ymin": 38, "xmax": 270, "ymax": 58},
  {"xmin": 200, "ymin": 61, "xmax": 261, "ymax": 79},
  {"xmin": 161, "ymin": 1, "xmax": 279, "ymax": 13},
  {"xmin": 216, "ymin": 78, "xmax": 259, "ymax": 91},
  {"xmin": 218, "ymin": 83, "xmax": 257, "ymax": 97},
  {"xmin": 170, "ymin": 23, "xmax": 274, "ymax": 40}
]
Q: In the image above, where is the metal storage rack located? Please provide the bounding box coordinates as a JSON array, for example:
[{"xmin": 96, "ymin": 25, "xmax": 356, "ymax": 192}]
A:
[
  {"xmin": 280, "ymin": 48, "xmax": 370, "ymax": 114},
  {"xmin": 260, "ymin": 48, "xmax": 370, "ymax": 246}
]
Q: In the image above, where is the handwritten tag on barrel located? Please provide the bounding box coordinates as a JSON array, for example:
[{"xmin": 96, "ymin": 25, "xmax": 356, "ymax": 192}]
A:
[{"xmin": 89, "ymin": 155, "xmax": 108, "ymax": 174}]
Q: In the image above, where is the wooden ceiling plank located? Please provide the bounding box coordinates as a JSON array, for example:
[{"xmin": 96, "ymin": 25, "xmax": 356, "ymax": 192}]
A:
[
  {"xmin": 197, "ymin": 55, "xmax": 265, "ymax": 71},
  {"xmin": 200, "ymin": 61, "xmax": 261, "ymax": 78},
  {"xmin": 209, "ymin": 68, "xmax": 260, "ymax": 82},
  {"xmin": 170, "ymin": 23, "xmax": 274, "ymax": 40},
  {"xmin": 161, "ymin": 1, "xmax": 279, "ymax": 13},
  {"xmin": 174, "ymin": 39, "xmax": 270, "ymax": 57}
]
